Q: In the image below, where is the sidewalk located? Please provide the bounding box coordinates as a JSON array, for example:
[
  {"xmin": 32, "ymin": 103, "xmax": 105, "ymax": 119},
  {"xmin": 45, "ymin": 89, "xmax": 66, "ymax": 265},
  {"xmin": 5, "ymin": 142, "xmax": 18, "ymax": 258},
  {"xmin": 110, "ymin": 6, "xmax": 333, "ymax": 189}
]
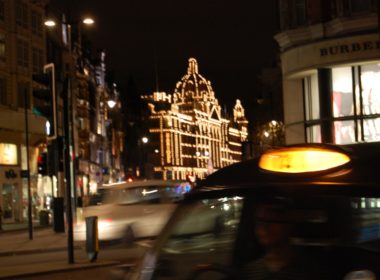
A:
[
  {"xmin": 0, "ymin": 225, "xmax": 79, "ymax": 256},
  {"xmin": 0, "ymin": 225, "xmax": 120, "ymax": 279}
]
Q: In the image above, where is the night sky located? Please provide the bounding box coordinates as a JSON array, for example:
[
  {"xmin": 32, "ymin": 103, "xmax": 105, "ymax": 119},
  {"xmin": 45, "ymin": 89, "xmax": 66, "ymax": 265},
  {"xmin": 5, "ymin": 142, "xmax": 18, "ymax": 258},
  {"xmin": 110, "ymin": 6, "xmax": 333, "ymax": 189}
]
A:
[{"xmin": 50, "ymin": 0, "xmax": 278, "ymax": 123}]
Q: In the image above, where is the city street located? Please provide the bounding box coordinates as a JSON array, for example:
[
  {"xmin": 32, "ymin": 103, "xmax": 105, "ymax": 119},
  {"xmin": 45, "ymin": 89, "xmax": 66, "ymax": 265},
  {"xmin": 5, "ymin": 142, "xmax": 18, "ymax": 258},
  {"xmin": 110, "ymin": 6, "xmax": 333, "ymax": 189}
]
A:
[{"xmin": 0, "ymin": 227, "xmax": 150, "ymax": 279}]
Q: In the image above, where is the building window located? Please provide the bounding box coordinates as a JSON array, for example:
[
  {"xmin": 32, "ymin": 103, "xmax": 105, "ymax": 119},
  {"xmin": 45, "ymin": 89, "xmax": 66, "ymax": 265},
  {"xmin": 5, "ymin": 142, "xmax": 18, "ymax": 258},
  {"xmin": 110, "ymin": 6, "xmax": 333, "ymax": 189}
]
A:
[
  {"xmin": 0, "ymin": 0, "xmax": 5, "ymax": 22},
  {"xmin": 16, "ymin": 0, "xmax": 28, "ymax": 28},
  {"xmin": 0, "ymin": 78, "xmax": 7, "ymax": 106},
  {"xmin": 0, "ymin": 33, "xmax": 5, "ymax": 62},
  {"xmin": 360, "ymin": 64, "xmax": 380, "ymax": 115},
  {"xmin": 17, "ymin": 39, "xmax": 28, "ymax": 68},
  {"xmin": 305, "ymin": 63, "xmax": 380, "ymax": 144},
  {"xmin": 332, "ymin": 67, "xmax": 354, "ymax": 118},
  {"xmin": 304, "ymin": 73, "xmax": 321, "ymax": 143},
  {"xmin": 304, "ymin": 73, "xmax": 320, "ymax": 121},
  {"xmin": 31, "ymin": 10, "xmax": 42, "ymax": 37},
  {"xmin": 294, "ymin": 0, "xmax": 307, "ymax": 26},
  {"xmin": 32, "ymin": 47, "xmax": 43, "ymax": 73},
  {"xmin": 17, "ymin": 82, "xmax": 29, "ymax": 109},
  {"xmin": 349, "ymin": 0, "xmax": 374, "ymax": 13},
  {"xmin": 279, "ymin": 0, "xmax": 307, "ymax": 30}
]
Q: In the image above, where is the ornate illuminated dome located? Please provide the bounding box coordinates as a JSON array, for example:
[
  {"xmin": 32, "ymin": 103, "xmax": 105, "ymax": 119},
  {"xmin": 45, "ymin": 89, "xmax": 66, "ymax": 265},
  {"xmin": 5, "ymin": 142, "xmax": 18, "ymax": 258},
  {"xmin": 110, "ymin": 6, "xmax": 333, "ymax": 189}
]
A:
[{"xmin": 173, "ymin": 58, "xmax": 216, "ymax": 104}]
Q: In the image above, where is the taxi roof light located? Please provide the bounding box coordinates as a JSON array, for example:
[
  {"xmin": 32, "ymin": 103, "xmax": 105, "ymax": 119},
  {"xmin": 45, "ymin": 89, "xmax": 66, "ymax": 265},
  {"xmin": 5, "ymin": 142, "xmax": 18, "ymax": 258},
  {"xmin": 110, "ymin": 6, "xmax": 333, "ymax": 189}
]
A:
[{"xmin": 259, "ymin": 147, "xmax": 350, "ymax": 173}]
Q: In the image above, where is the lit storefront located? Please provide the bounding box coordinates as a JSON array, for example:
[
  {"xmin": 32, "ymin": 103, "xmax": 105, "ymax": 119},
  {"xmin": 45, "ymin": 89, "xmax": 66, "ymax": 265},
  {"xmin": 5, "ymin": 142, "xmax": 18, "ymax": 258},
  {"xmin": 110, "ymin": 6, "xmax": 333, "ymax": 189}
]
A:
[
  {"xmin": 142, "ymin": 58, "xmax": 248, "ymax": 180},
  {"xmin": 277, "ymin": 33, "xmax": 380, "ymax": 144}
]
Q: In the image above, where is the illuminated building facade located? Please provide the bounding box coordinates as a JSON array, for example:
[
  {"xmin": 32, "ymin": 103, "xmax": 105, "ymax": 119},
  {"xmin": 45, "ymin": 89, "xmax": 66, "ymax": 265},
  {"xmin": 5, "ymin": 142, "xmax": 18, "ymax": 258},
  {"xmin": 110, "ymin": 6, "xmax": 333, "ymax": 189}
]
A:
[
  {"xmin": 276, "ymin": 0, "xmax": 380, "ymax": 144},
  {"xmin": 0, "ymin": 0, "xmax": 48, "ymax": 224},
  {"xmin": 142, "ymin": 58, "xmax": 248, "ymax": 180}
]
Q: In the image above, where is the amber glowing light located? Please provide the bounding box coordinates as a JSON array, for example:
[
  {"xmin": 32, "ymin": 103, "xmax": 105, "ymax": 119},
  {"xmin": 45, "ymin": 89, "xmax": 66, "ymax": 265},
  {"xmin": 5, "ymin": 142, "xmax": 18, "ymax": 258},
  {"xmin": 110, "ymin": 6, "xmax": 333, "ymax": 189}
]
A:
[{"xmin": 259, "ymin": 147, "xmax": 350, "ymax": 173}]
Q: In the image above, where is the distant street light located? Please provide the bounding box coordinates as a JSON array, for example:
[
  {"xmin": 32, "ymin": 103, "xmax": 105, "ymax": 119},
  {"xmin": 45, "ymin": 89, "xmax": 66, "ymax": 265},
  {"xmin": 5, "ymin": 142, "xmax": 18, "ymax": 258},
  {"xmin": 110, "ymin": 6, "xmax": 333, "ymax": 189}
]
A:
[
  {"xmin": 44, "ymin": 19, "xmax": 56, "ymax": 27},
  {"xmin": 82, "ymin": 18, "xmax": 95, "ymax": 25},
  {"xmin": 107, "ymin": 99, "xmax": 116, "ymax": 109},
  {"xmin": 142, "ymin": 137, "xmax": 149, "ymax": 144}
]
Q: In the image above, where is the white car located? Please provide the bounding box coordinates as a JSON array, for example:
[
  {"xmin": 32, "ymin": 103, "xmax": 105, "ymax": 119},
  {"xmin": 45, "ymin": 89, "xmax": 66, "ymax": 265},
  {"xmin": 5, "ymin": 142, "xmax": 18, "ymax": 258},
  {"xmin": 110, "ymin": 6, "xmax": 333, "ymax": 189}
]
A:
[{"xmin": 74, "ymin": 179, "xmax": 192, "ymax": 244}]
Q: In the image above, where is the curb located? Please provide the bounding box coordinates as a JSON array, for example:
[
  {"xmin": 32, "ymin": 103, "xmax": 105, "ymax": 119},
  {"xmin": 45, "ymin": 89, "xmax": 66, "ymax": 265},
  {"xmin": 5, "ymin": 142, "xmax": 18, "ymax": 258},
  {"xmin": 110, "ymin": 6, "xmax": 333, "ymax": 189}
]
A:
[
  {"xmin": 0, "ymin": 260, "xmax": 120, "ymax": 279},
  {"xmin": 0, "ymin": 245, "xmax": 83, "ymax": 257}
]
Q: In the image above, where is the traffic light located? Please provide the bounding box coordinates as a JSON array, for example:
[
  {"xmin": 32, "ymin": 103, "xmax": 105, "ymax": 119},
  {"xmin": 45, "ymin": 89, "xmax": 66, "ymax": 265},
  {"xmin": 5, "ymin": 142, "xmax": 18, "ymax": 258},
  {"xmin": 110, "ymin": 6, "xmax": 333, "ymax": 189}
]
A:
[
  {"xmin": 37, "ymin": 152, "xmax": 48, "ymax": 176},
  {"xmin": 32, "ymin": 63, "xmax": 56, "ymax": 140}
]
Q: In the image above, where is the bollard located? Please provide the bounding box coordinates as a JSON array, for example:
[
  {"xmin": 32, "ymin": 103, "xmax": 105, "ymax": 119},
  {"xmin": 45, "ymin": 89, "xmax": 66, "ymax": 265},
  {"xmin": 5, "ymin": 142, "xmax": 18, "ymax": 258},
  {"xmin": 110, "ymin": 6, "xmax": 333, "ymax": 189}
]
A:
[
  {"xmin": 53, "ymin": 197, "xmax": 65, "ymax": 232},
  {"xmin": 85, "ymin": 216, "xmax": 99, "ymax": 262},
  {"xmin": 39, "ymin": 210, "xmax": 50, "ymax": 226}
]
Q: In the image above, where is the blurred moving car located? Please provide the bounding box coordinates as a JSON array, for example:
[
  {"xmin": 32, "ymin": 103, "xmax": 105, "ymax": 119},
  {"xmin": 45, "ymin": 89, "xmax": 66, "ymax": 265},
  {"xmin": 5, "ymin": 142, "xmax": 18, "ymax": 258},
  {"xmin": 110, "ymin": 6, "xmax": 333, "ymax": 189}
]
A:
[
  {"xmin": 74, "ymin": 179, "xmax": 192, "ymax": 243},
  {"xmin": 125, "ymin": 143, "xmax": 380, "ymax": 280}
]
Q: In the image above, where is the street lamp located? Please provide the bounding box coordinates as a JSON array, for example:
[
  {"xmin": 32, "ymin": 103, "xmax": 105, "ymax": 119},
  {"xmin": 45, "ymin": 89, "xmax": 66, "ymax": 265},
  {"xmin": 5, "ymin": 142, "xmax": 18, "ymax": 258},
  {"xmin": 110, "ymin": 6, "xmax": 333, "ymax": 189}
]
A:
[
  {"xmin": 44, "ymin": 13, "xmax": 95, "ymax": 265},
  {"xmin": 107, "ymin": 99, "xmax": 116, "ymax": 109},
  {"xmin": 44, "ymin": 17, "xmax": 95, "ymax": 27},
  {"xmin": 139, "ymin": 137, "xmax": 149, "ymax": 178}
]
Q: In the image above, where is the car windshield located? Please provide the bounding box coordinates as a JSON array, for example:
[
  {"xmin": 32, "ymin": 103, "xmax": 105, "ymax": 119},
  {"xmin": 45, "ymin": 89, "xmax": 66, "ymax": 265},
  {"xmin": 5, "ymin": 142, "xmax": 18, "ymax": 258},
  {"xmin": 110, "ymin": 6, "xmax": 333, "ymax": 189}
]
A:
[{"xmin": 151, "ymin": 191, "xmax": 380, "ymax": 280}]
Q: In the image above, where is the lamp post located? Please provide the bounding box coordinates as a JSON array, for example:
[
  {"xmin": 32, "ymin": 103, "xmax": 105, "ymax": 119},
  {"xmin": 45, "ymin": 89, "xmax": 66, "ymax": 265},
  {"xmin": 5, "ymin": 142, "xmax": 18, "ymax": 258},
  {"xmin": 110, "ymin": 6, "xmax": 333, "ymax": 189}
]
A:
[
  {"xmin": 140, "ymin": 137, "xmax": 149, "ymax": 178},
  {"xmin": 44, "ymin": 14, "xmax": 95, "ymax": 265},
  {"xmin": 24, "ymin": 88, "xmax": 33, "ymax": 240},
  {"xmin": 105, "ymin": 95, "xmax": 117, "ymax": 183}
]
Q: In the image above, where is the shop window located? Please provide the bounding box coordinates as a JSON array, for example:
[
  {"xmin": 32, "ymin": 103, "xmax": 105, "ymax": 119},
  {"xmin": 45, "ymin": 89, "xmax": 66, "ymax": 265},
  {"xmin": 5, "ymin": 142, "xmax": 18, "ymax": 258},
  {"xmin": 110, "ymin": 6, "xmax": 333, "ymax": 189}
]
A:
[
  {"xmin": 332, "ymin": 67, "xmax": 354, "ymax": 117},
  {"xmin": 306, "ymin": 125, "xmax": 322, "ymax": 143},
  {"xmin": 360, "ymin": 64, "xmax": 380, "ymax": 115},
  {"xmin": 304, "ymin": 73, "xmax": 319, "ymax": 121},
  {"xmin": 363, "ymin": 118, "xmax": 380, "ymax": 142},
  {"xmin": 334, "ymin": 120, "xmax": 356, "ymax": 144}
]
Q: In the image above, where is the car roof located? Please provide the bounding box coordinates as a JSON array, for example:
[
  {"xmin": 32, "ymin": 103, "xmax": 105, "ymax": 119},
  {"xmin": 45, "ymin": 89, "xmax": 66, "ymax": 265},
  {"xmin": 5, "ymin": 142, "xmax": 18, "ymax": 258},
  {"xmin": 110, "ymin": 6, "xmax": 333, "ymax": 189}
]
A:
[{"xmin": 193, "ymin": 142, "xmax": 380, "ymax": 197}]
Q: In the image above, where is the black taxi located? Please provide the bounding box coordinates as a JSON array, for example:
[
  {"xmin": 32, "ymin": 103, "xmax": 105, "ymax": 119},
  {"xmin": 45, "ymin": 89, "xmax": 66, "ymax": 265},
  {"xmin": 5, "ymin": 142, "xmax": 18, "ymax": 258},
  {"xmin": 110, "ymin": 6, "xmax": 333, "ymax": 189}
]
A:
[{"xmin": 128, "ymin": 143, "xmax": 380, "ymax": 280}]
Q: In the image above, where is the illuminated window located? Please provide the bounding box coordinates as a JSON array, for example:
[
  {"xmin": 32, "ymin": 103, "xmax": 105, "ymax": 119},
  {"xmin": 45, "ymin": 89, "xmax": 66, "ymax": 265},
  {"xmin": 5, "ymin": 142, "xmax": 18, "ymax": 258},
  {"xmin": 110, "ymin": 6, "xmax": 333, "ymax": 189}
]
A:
[
  {"xmin": 303, "ymin": 63, "xmax": 380, "ymax": 144},
  {"xmin": 332, "ymin": 67, "xmax": 354, "ymax": 118},
  {"xmin": 360, "ymin": 64, "xmax": 380, "ymax": 115},
  {"xmin": 306, "ymin": 125, "xmax": 321, "ymax": 143},
  {"xmin": 304, "ymin": 73, "xmax": 319, "ymax": 121},
  {"xmin": 334, "ymin": 120, "xmax": 356, "ymax": 144},
  {"xmin": 363, "ymin": 119, "xmax": 380, "ymax": 142}
]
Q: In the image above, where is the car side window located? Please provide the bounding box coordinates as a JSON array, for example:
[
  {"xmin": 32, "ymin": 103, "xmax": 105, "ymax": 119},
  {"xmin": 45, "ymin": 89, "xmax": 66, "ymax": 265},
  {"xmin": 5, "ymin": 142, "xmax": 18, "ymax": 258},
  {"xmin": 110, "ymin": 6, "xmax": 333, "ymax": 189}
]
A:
[{"xmin": 152, "ymin": 196, "xmax": 243, "ymax": 279}]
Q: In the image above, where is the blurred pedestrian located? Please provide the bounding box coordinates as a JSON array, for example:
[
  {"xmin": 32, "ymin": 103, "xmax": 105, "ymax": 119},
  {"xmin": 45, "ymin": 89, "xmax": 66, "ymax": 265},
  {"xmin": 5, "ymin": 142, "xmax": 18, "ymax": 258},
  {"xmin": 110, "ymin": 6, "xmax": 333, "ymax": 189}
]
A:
[{"xmin": 241, "ymin": 199, "xmax": 326, "ymax": 280}]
